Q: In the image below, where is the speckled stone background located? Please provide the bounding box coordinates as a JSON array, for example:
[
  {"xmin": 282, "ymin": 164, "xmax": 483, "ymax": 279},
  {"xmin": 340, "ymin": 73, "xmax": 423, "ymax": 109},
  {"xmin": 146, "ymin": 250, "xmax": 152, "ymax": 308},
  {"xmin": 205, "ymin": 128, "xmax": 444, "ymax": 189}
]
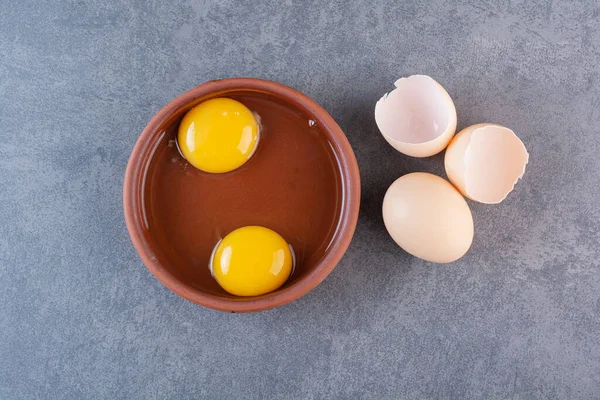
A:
[{"xmin": 1, "ymin": 0, "xmax": 599, "ymax": 399}]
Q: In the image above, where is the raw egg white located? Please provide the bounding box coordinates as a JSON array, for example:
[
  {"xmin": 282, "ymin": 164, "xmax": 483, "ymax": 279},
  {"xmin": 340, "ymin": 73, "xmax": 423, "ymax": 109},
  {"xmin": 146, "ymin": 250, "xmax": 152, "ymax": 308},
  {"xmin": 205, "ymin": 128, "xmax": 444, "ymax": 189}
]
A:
[
  {"xmin": 445, "ymin": 123, "xmax": 529, "ymax": 204},
  {"xmin": 382, "ymin": 172, "xmax": 474, "ymax": 263},
  {"xmin": 375, "ymin": 75, "xmax": 457, "ymax": 157}
]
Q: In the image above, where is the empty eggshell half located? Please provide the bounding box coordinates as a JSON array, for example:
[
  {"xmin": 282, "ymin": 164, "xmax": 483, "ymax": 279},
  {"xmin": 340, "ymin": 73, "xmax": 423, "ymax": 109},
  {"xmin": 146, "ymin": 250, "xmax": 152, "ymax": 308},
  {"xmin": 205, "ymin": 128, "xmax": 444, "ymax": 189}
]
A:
[
  {"xmin": 444, "ymin": 123, "xmax": 529, "ymax": 204},
  {"xmin": 382, "ymin": 172, "xmax": 474, "ymax": 263},
  {"xmin": 375, "ymin": 75, "xmax": 457, "ymax": 157}
]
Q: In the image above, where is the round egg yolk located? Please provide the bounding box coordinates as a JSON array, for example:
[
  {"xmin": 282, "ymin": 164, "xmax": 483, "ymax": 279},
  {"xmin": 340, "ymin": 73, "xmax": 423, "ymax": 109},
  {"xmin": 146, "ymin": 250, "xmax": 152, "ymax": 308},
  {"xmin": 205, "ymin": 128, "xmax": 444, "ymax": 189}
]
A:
[
  {"xmin": 211, "ymin": 226, "xmax": 293, "ymax": 297},
  {"xmin": 177, "ymin": 98, "xmax": 260, "ymax": 173}
]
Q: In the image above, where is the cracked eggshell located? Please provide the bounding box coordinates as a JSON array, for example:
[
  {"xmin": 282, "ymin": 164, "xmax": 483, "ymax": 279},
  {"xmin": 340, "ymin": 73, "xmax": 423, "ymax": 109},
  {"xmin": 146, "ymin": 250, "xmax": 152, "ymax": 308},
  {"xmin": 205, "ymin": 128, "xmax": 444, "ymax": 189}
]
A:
[
  {"xmin": 382, "ymin": 172, "xmax": 474, "ymax": 263},
  {"xmin": 444, "ymin": 123, "xmax": 529, "ymax": 204},
  {"xmin": 375, "ymin": 75, "xmax": 457, "ymax": 158}
]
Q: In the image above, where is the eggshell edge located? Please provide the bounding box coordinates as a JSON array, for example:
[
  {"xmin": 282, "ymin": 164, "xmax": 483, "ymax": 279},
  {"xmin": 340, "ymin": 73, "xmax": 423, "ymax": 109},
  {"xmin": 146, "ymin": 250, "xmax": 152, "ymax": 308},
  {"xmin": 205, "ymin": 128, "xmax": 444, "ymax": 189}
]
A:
[
  {"xmin": 375, "ymin": 75, "xmax": 458, "ymax": 158},
  {"xmin": 444, "ymin": 123, "xmax": 530, "ymax": 204}
]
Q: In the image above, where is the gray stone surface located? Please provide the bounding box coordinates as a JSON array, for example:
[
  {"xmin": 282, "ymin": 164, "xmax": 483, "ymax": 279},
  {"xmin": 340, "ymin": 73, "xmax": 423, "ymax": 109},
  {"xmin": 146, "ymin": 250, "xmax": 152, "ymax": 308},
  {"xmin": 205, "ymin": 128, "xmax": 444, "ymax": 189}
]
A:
[{"xmin": 1, "ymin": 0, "xmax": 599, "ymax": 398}]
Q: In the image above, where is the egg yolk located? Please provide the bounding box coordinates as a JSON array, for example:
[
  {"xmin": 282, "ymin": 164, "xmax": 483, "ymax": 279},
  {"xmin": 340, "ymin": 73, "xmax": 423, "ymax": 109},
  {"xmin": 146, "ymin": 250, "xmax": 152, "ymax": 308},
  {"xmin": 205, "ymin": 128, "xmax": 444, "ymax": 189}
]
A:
[
  {"xmin": 178, "ymin": 98, "xmax": 260, "ymax": 173},
  {"xmin": 210, "ymin": 226, "xmax": 293, "ymax": 297}
]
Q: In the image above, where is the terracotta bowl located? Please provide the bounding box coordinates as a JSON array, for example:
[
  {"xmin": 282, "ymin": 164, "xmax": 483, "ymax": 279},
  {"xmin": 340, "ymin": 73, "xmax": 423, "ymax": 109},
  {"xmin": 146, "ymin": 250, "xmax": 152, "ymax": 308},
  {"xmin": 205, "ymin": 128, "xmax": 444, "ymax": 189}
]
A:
[{"xmin": 123, "ymin": 78, "xmax": 360, "ymax": 312}]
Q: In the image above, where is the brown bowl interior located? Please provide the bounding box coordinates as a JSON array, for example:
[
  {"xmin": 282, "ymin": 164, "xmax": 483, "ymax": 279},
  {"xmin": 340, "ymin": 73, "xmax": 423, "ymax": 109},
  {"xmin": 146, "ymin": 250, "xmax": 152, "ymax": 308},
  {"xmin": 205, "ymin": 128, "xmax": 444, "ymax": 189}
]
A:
[{"xmin": 124, "ymin": 79, "xmax": 360, "ymax": 312}]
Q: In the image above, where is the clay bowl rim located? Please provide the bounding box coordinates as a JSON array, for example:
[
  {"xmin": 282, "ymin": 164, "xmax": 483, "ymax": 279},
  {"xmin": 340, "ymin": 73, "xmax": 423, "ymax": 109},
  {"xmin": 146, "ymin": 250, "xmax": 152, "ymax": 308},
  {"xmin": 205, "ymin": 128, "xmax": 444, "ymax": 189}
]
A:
[{"xmin": 123, "ymin": 78, "xmax": 361, "ymax": 313}]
